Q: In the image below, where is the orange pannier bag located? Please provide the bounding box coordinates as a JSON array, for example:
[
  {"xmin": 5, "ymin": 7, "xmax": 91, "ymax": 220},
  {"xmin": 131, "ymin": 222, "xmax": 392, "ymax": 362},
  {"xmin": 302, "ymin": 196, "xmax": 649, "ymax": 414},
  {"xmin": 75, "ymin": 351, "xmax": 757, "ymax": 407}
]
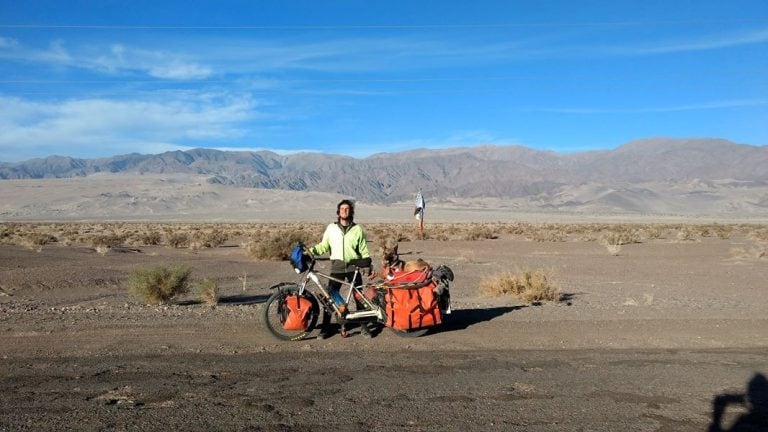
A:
[
  {"xmin": 383, "ymin": 268, "xmax": 442, "ymax": 331},
  {"xmin": 282, "ymin": 294, "xmax": 312, "ymax": 331}
]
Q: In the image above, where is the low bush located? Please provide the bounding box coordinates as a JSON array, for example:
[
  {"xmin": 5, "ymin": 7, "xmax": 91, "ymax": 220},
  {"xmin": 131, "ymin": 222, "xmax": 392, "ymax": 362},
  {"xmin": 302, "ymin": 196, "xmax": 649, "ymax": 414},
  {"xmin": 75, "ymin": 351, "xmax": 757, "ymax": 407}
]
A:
[
  {"xmin": 196, "ymin": 278, "xmax": 219, "ymax": 307},
  {"xmin": 138, "ymin": 231, "xmax": 162, "ymax": 245},
  {"xmin": 675, "ymin": 227, "xmax": 699, "ymax": 242},
  {"xmin": 91, "ymin": 234, "xmax": 125, "ymax": 248},
  {"xmin": 128, "ymin": 265, "xmax": 191, "ymax": 305},
  {"xmin": 464, "ymin": 226, "xmax": 497, "ymax": 241},
  {"xmin": 165, "ymin": 232, "xmax": 189, "ymax": 248},
  {"xmin": 28, "ymin": 233, "xmax": 58, "ymax": 246},
  {"xmin": 201, "ymin": 229, "xmax": 228, "ymax": 248},
  {"xmin": 245, "ymin": 230, "xmax": 313, "ymax": 260},
  {"xmin": 600, "ymin": 229, "xmax": 640, "ymax": 246},
  {"xmin": 480, "ymin": 269, "xmax": 561, "ymax": 303}
]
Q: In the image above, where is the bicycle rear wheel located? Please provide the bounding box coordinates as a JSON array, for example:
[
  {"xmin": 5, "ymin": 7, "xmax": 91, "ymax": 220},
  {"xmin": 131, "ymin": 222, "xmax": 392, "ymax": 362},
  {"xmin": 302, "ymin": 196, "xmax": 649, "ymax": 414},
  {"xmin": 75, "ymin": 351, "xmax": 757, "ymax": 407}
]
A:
[{"xmin": 262, "ymin": 286, "xmax": 320, "ymax": 341}]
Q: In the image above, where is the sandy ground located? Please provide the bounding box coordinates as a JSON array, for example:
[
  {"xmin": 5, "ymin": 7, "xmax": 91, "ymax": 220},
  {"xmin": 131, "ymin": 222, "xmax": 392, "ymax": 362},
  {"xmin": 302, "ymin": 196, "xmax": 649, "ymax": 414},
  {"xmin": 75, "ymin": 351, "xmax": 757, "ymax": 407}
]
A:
[{"xmin": 1, "ymin": 234, "xmax": 767, "ymax": 431}]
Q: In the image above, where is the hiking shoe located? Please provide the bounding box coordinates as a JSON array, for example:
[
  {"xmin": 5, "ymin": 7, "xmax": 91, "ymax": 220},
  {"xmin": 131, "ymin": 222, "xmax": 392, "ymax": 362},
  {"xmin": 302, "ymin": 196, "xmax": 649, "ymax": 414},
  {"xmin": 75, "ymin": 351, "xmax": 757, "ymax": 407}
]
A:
[
  {"xmin": 360, "ymin": 324, "xmax": 372, "ymax": 339},
  {"xmin": 317, "ymin": 329, "xmax": 332, "ymax": 340}
]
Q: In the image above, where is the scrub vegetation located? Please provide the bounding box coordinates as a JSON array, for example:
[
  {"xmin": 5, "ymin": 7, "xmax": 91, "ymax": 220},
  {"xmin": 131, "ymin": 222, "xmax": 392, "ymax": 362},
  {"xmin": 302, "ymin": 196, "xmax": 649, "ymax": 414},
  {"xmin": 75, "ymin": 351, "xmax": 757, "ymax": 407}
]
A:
[{"xmin": 1, "ymin": 222, "xmax": 765, "ymax": 261}]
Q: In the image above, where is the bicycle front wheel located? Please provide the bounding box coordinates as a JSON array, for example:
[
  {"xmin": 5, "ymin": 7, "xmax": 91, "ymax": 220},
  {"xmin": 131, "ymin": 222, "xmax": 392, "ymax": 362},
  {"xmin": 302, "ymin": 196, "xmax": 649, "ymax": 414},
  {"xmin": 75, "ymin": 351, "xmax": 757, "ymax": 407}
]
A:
[{"xmin": 262, "ymin": 286, "xmax": 320, "ymax": 341}]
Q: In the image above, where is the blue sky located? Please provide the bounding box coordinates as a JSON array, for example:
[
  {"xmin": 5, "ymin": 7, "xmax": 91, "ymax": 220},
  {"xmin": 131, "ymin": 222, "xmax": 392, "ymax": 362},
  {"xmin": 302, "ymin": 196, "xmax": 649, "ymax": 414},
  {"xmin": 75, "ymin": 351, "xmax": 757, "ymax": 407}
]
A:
[{"xmin": 1, "ymin": 0, "xmax": 767, "ymax": 162}]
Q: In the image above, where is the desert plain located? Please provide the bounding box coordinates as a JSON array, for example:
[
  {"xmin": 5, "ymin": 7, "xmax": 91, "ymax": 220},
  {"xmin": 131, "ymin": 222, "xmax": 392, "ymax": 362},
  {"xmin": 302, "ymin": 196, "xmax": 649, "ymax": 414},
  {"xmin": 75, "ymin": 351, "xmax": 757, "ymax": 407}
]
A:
[{"xmin": 1, "ymin": 177, "xmax": 768, "ymax": 431}]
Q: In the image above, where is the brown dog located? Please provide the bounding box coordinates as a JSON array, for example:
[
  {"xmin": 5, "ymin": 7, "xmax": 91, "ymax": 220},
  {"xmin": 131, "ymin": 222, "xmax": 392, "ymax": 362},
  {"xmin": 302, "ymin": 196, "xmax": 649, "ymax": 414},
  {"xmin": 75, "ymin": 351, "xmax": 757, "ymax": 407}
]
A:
[{"xmin": 378, "ymin": 239, "xmax": 429, "ymax": 279}]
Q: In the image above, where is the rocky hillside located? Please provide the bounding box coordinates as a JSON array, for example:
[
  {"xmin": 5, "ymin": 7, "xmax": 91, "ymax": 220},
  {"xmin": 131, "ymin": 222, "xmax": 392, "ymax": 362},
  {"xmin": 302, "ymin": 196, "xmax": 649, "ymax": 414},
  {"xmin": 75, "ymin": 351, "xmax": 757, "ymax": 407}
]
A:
[{"xmin": 2, "ymin": 138, "xmax": 766, "ymax": 207}]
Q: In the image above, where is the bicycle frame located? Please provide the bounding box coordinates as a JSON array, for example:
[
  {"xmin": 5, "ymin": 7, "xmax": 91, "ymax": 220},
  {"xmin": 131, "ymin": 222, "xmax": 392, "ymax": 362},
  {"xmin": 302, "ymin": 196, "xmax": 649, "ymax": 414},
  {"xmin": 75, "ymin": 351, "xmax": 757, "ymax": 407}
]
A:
[{"xmin": 296, "ymin": 259, "xmax": 385, "ymax": 323}]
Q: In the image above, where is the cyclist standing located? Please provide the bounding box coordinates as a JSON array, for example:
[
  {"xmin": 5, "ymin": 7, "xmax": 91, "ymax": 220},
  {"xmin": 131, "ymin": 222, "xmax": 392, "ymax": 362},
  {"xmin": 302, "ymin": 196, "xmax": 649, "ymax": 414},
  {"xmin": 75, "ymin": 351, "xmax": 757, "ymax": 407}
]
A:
[{"xmin": 307, "ymin": 199, "xmax": 373, "ymax": 339}]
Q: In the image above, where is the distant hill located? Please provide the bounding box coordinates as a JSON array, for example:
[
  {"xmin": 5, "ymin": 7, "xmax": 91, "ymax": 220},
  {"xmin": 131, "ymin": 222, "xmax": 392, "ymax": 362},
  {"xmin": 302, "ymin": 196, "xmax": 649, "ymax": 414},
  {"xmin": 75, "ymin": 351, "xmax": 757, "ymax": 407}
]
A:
[{"xmin": 2, "ymin": 138, "xmax": 767, "ymax": 215}]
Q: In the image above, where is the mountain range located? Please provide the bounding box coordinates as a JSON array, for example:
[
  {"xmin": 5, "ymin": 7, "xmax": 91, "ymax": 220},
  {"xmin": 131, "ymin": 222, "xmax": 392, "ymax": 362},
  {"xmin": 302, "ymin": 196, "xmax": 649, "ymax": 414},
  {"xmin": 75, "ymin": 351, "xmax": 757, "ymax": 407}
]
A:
[{"xmin": 2, "ymin": 137, "xmax": 767, "ymax": 216}]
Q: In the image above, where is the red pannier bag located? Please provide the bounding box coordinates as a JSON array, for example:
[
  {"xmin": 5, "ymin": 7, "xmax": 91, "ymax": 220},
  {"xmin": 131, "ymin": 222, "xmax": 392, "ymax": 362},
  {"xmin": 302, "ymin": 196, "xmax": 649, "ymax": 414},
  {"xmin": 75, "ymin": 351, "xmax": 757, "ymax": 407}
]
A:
[
  {"xmin": 282, "ymin": 294, "xmax": 312, "ymax": 331},
  {"xmin": 383, "ymin": 268, "xmax": 442, "ymax": 331}
]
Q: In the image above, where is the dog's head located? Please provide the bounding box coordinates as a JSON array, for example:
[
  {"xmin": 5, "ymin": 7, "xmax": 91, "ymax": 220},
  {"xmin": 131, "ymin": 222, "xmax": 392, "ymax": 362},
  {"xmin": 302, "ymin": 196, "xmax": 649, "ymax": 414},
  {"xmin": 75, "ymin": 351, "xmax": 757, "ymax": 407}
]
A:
[{"xmin": 379, "ymin": 239, "xmax": 400, "ymax": 267}]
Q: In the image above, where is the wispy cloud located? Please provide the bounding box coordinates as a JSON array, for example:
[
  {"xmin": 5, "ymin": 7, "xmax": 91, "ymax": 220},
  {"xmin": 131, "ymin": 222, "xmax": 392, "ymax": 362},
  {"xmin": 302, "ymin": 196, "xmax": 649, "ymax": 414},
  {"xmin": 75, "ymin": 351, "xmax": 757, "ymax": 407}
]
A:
[
  {"xmin": 3, "ymin": 25, "xmax": 768, "ymax": 82},
  {"xmin": 0, "ymin": 38, "xmax": 212, "ymax": 79},
  {"xmin": 0, "ymin": 32, "xmax": 533, "ymax": 77},
  {"xmin": 89, "ymin": 44, "xmax": 212, "ymax": 79},
  {"xmin": 522, "ymin": 99, "xmax": 768, "ymax": 114},
  {"xmin": 569, "ymin": 27, "xmax": 768, "ymax": 57},
  {"xmin": 624, "ymin": 27, "xmax": 768, "ymax": 55},
  {"xmin": 0, "ymin": 93, "xmax": 259, "ymax": 161}
]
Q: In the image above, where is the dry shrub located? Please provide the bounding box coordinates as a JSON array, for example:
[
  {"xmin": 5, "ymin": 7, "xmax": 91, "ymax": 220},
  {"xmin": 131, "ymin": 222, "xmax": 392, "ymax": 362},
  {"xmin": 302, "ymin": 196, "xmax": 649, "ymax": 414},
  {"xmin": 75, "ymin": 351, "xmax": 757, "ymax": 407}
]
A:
[
  {"xmin": 641, "ymin": 226, "xmax": 665, "ymax": 240},
  {"xmin": 464, "ymin": 226, "xmax": 497, "ymax": 241},
  {"xmin": 599, "ymin": 229, "xmax": 640, "ymax": 255},
  {"xmin": 91, "ymin": 234, "xmax": 125, "ymax": 248},
  {"xmin": 128, "ymin": 265, "xmax": 191, "ymax": 305},
  {"xmin": 196, "ymin": 278, "xmax": 219, "ymax": 307},
  {"xmin": 138, "ymin": 231, "xmax": 162, "ymax": 246},
  {"xmin": 193, "ymin": 229, "xmax": 228, "ymax": 248},
  {"xmin": 600, "ymin": 229, "xmax": 640, "ymax": 246},
  {"xmin": 527, "ymin": 229, "xmax": 567, "ymax": 242},
  {"xmin": 165, "ymin": 232, "xmax": 189, "ymax": 249},
  {"xmin": 480, "ymin": 269, "xmax": 561, "ymax": 303},
  {"xmin": 246, "ymin": 230, "xmax": 312, "ymax": 260},
  {"xmin": 27, "ymin": 233, "xmax": 57, "ymax": 246},
  {"xmin": 603, "ymin": 243, "xmax": 622, "ymax": 256},
  {"xmin": 714, "ymin": 225, "xmax": 733, "ymax": 240},
  {"xmin": 675, "ymin": 227, "xmax": 699, "ymax": 242},
  {"xmin": 0, "ymin": 224, "xmax": 13, "ymax": 239},
  {"xmin": 430, "ymin": 232, "xmax": 449, "ymax": 241},
  {"xmin": 17, "ymin": 233, "xmax": 56, "ymax": 252}
]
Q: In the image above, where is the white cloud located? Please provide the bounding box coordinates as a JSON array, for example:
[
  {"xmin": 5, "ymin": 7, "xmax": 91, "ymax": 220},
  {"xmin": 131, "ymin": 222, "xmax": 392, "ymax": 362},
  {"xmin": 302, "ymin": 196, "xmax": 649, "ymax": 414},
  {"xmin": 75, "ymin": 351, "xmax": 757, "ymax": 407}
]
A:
[
  {"xmin": 88, "ymin": 43, "xmax": 213, "ymax": 79},
  {"xmin": 0, "ymin": 93, "xmax": 258, "ymax": 162}
]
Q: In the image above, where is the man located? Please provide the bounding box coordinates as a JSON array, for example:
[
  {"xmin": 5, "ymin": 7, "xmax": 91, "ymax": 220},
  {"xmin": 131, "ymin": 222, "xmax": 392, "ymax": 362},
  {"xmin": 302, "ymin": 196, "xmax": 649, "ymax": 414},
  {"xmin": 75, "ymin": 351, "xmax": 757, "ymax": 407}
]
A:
[
  {"xmin": 308, "ymin": 199, "xmax": 373, "ymax": 339},
  {"xmin": 414, "ymin": 190, "xmax": 425, "ymax": 240}
]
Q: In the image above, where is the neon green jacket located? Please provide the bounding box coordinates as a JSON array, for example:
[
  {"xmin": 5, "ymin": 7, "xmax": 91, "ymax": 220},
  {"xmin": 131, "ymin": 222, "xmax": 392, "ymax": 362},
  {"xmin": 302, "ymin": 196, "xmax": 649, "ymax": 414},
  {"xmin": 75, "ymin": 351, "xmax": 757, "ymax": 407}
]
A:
[{"xmin": 309, "ymin": 222, "xmax": 370, "ymax": 273}]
